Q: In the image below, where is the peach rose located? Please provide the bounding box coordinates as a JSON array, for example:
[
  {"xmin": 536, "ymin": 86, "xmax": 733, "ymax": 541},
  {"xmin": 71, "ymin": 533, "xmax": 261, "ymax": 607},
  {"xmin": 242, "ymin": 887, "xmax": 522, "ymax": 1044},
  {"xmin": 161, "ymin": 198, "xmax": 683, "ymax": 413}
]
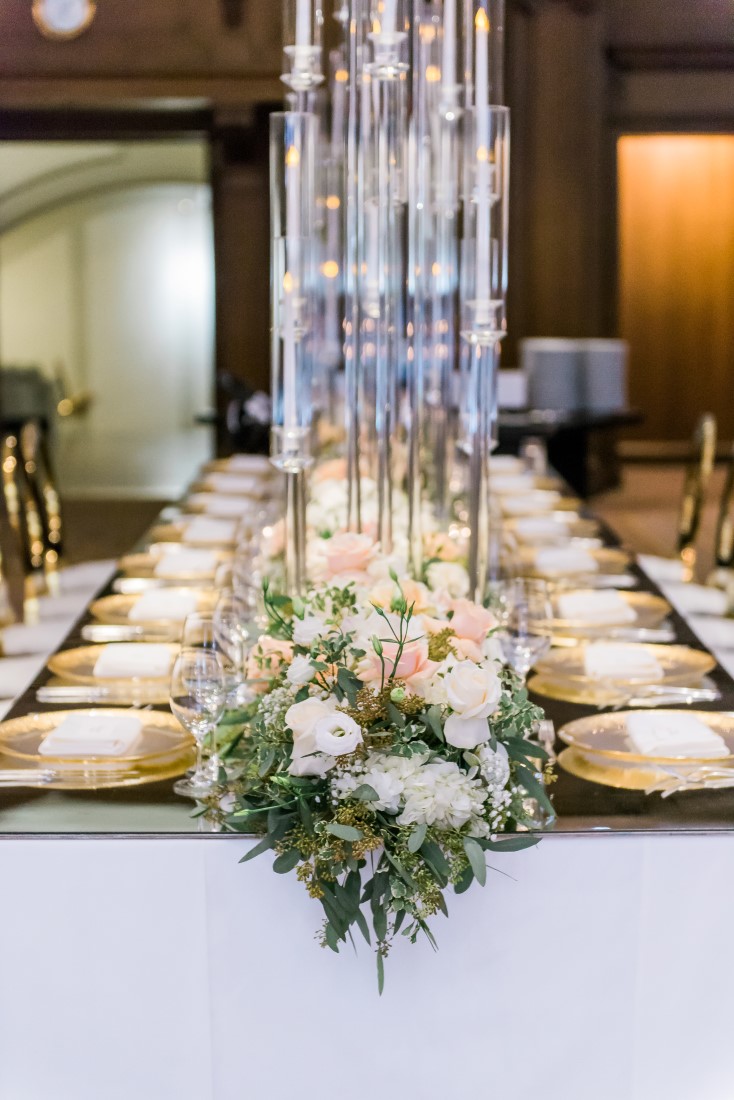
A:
[
  {"xmin": 369, "ymin": 578, "xmax": 432, "ymax": 614},
  {"xmin": 449, "ymin": 598, "xmax": 497, "ymax": 644},
  {"xmin": 323, "ymin": 532, "xmax": 378, "ymax": 578},
  {"xmin": 423, "ymin": 531, "xmax": 462, "ymax": 562},
  {"xmin": 245, "ymin": 635, "xmax": 293, "ymax": 690},
  {"xmin": 360, "ymin": 636, "xmax": 438, "ymax": 692}
]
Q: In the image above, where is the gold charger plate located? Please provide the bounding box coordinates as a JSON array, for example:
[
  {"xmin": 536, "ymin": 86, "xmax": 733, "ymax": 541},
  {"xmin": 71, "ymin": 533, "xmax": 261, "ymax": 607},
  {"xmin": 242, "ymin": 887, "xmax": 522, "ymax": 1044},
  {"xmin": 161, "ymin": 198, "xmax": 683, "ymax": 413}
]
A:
[
  {"xmin": 90, "ymin": 590, "xmax": 218, "ymax": 627},
  {"xmin": 505, "ymin": 516, "xmax": 600, "ymax": 542},
  {"xmin": 0, "ymin": 708, "xmax": 195, "ymax": 790},
  {"xmin": 203, "ymin": 457, "xmax": 273, "ymax": 475},
  {"xmin": 557, "ymin": 746, "xmax": 678, "ymax": 791},
  {"xmin": 548, "ymin": 590, "xmax": 671, "ymax": 640},
  {"xmin": 558, "ymin": 709, "xmax": 734, "ymax": 765},
  {"xmin": 535, "ymin": 642, "xmax": 714, "ymax": 688},
  {"xmin": 149, "ymin": 523, "xmax": 238, "ymax": 548},
  {"xmin": 189, "ymin": 479, "xmax": 269, "ymax": 499},
  {"xmin": 517, "ymin": 546, "xmax": 631, "ymax": 578},
  {"xmin": 48, "ymin": 644, "xmax": 179, "ymax": 689},
  {"xmin": 119, "ymin": 550, "xmax": 230, "ymax": 580}
]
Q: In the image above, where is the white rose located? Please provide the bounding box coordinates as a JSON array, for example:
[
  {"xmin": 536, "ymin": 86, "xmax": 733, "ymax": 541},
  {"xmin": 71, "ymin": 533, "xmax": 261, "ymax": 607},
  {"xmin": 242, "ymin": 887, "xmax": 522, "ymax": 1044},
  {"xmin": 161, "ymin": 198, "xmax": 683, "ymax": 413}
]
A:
[
  {"xmin": 286, "ymin": 654, "xmax": 316, "ymax": 686},
  {"xmin": 312, "ymin": 712, "xmax": 363, "ymax": 757},
  {"xmin": 285, "ymin": 697, "xmax": 334, "ymax": 739},
  {"xmin": 426, "ymin": 561, "xmax": 470, "ymax": 599},
  {"xmin": 293, "ymin": 614, "xmax": 327, "ymax": 646},
  {"xmin": 286, "ymin": 697, "xmax": 337, "ymax": 777},
  {"xmin": 443, "ymin": 660, "xmax": 502, "ymax": 749}
]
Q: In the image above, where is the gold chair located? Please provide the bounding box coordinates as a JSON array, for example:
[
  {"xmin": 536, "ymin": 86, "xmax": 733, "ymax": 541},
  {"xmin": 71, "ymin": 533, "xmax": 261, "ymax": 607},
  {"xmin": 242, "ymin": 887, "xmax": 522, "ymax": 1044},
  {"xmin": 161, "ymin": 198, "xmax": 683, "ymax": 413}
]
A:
[
  {"xmin": 676, "ymin": 412, "xmax": 717, "ymax": 576},
  {"xmin": 19, "ymin": 420, "xmax": 63, "ymax": 595},
  {"xmin": 1, "ymin": 429, "xmax": 47, "ymax": 620}
]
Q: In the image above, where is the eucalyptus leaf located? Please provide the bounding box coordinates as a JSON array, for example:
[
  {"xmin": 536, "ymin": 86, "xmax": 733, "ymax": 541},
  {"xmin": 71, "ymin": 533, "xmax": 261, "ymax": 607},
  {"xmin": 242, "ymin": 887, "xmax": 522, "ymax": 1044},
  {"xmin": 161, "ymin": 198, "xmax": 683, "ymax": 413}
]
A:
[
  {"xmin": 352, "ymin": 784, "xmax": 379, "ymax": 802},
  {"xmin": 327, "ymin": 823, "xmax": 363, "ymax": 841},
  {"xmin": 272, "ymin": 848, "xmax": 301, "ymax": 874},
  {"xmin": 483, "ymin": 835, "xmax": 541, "ymax": 853},
  {"xmin": 376, "ymin": 951, "xmax": 385, "ymax": 995},
  {"xmin": 408, "ymin": 823, "xmax": 428, "ymax": 853},
  {"xmin": 463, "ymin": 837, "xmax": 487, "ymax": 886},
  {"xmin": 238, "ymin": 835, "xmax": 273, "ymax": 863}
]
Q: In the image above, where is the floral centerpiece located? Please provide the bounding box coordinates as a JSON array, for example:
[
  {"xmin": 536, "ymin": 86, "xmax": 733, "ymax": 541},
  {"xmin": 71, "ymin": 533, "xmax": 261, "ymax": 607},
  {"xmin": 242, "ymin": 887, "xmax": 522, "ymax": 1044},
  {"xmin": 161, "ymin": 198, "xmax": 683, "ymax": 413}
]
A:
[{"xmin": 223, "ymin": 532, "xmax": 551, "ymax": 990}]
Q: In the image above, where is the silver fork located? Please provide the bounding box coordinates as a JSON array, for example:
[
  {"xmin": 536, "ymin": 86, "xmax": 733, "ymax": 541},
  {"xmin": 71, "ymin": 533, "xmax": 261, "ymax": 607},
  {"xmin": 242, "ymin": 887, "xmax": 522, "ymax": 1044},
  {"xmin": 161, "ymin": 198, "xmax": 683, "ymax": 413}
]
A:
[{"xmin": 608, "ymin": 684, "xmax": 721, "ymax": 711}]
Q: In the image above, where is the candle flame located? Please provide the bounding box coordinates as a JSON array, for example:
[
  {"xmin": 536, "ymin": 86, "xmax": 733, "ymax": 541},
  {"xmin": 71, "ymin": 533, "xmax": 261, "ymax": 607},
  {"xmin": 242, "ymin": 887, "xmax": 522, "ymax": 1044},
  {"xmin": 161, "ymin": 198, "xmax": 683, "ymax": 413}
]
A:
[
  {"xmin": 432, "ymin": 262, "xmax": 441, "ymax": 276},
  {"xmin": 335, "ymin": 68, "xmax": 348, "ymax": 83},
  {"xmin": 285, "ymin": 145, "xmax": 300, "ymax": 168},
  {"xmin": 321, "ymin": 260, "xmax": 340, "ymax": 278},
  {"xmin": 372, "ymin": 17, "xmax": 381, "ymax": 33},
  {"xmin": 475, "ymin": 7, "xmax": 489, "ymax": 32},
  {"xmin": 325, "ymin": 194, "xmax": 341, "ymax": 210},
  {"xmin": 425, "ymin": 64, "xmax": 441, "ymax": 83},
  {"xmin": 283, "ymin": 271, "xmax": 294, "ymax": 293},
  {"xmin": 476, "ymin": 144, "xmax": 489, "ymax": 162}
]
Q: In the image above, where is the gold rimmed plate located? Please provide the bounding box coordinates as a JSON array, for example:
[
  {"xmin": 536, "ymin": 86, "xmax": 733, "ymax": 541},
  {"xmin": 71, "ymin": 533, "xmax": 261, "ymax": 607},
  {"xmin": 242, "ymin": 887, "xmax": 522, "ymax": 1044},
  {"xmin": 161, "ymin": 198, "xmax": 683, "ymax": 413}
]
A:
[
  {"xmin": 90, "ymin": 590, "xmax": 219, "ymax": 627},
  {"xmin": 517, "ymin": 546, "xmax": 631, "ymax": 579},
  {"xmin": 500, "ymin": 497, "xmax": 582, "ymax": 517},
  {"xmin": 558, "ymin": 709, "xmax": 734, "ymax": 765},
  {"xmin": 119, "ymin": 550, "xmax": 230, "ymax": 580},
  {"xmin": 0, "ymin": 709, "xmax": 195, "ymax": 790},
  {"xmin": 48, "ymin": 644, "xmax": 179, "ymax": 689},
  {"xmin": 548, "ymin": 590, "xmax": 671, "ymax": 639},
  {"xmin": 535, "ymin": 642, "xmax": 714, "ymax": 688},
  {"xmin": 504, "ymin": 516, "xmax": 600, "ymax": 543},
  {"xmin": 149, "ymin": 523, "xmax": 238, "ymax": 548}
]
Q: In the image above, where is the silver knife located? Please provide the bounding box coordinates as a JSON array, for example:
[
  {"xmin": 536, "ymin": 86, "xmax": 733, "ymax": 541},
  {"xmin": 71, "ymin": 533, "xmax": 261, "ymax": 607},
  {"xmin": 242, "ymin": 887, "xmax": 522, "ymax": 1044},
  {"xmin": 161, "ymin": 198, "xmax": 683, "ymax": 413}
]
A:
[
  {"xmin": 0, "ymin": 768, "xmax": 57, "ymax": 787},
  {"xmin": 81, "ymin": 624, "xmax": 178, "ymax": 643},
  {"xmin": 36, "ymin": 686, "xmax": 166, "ymax": 704}
]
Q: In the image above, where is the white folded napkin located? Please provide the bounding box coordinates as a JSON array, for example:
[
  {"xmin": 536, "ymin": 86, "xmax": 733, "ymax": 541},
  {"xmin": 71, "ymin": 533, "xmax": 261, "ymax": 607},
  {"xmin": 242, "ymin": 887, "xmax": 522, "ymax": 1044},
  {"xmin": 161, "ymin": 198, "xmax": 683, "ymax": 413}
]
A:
[
  {"xmin": 688, "ymin": 615, "xmax": 734, "ymax": 651},
  {"xmin": 154, "ymin": 550, "xmax": 218, "ymax": 578},
  {"xmin": 0, "ymin": 655, "xmax": 46, "ymax": 699},
  {"xmin": 39, "ymin": 712, "xmax": 143, "ymax": 758},
  {"xmin": 224, "ymin": 454, "xmax": 272, "ymax": 474},
  {"xmin": 128, "ymin": 590, "xmax": 198, "ymax": 623},
  {"xmin": 204, "ymin": 474, "xmax": 267, "ymax": 497},
  {"xmin": 489, "ymin": 474, "xmax": 537, "ymax": 495},
  {"xmin": 626, "ymin": 711, "xmax": 728, "ymax": 760},
  {"xmin": 2, "ymin": 621, "xmax": 71, "ymax": 657},
  {"xmin": 501, "ymin": 490, "xmax": 561, "ymax": 515},
  {"xmin": 535, "ymin": 547, "xmax": 598, "ymax": 576},
  {"xmin": 662, "ymin": 583, "xmax": 729, "ymax": 616},
  {"xmin": 93, "ymin": 644, "xmax": 174, "ymax": 681},
  {"xmin": 187, "ymin": 494, "xmax": 248, "ymax": 518},
  {"xmin": 638, "ymin": 554, "xmax": 689, "ymax": 584},
  {"xmin": 583, "ymin": 642, "xmax": 664, "ymax": 681},
  {"xmin": 514, "ymin": 516, "xmax": 572, "ymax": 538},
  {"xmin": 556, "ymin": 590, "xmax": 636, "ymax": 625},
  {"xmin": 183, "ymin": 517, "xmax": 237, "ymax": 546}
]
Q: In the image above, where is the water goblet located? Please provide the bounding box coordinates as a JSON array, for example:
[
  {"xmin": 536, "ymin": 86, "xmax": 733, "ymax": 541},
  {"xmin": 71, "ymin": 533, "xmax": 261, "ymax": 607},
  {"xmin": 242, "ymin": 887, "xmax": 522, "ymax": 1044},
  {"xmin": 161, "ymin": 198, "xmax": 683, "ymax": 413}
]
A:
[
  {"xmin": 495, "ymin": 578, "xmax": 554, "ymax": 681},
  {"xmin": 171, "ymin": 646, "xmax": 226, "ymax": 800}
]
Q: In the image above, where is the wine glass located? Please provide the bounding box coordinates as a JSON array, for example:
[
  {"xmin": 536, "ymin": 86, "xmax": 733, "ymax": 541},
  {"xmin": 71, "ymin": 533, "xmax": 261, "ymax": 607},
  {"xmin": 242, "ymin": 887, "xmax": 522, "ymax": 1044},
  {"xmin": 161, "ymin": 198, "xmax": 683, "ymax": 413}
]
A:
[
  {"xmin": 171, "ymin": 646, "xmax": 227, "ymax": 799},
  {"xmin": 180, "ymin": 612, "xmax": 236, "ymax": 777},
  {"xmin": 213, "ymin": 591, "xmax": 257, "ymax": 705},
  {"xmin": 494, "ymin": 578, "xmax": 554, "ymax": 681}
]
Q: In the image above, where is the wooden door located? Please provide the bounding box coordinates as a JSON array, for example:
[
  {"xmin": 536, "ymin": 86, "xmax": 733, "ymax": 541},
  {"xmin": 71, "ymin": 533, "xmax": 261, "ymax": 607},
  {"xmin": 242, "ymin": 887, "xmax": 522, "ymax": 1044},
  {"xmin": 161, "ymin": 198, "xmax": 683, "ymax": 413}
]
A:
[{"xmin": 618, "ymin": 134, "xmax": 734, "ymax": 446}]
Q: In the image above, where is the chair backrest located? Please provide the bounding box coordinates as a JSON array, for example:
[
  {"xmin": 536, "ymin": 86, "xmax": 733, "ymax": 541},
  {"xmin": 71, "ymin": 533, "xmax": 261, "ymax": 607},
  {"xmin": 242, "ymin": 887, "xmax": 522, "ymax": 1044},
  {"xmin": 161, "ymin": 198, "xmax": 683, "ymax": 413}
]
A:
[
  {"xmin": 19, "ymin": 419, "xmax": 64, "ymax": 593},
  {"xmin": 676, "ymin": 413, "xmax": 717, "ymax": 567},
  {"xmin": 0, "ymin": 429, "xmax": 47, "ymax": 615},
  {"xmin": 714, "ymin": 442, "xmax": 734, "ymax": 568}
]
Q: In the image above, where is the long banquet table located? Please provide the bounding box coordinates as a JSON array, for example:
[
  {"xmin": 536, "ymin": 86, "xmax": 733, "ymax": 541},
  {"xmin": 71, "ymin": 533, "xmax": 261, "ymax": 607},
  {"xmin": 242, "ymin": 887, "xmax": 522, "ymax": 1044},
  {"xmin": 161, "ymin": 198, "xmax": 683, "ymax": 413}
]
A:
[{"xmin": 1, "ymin": 491, "xmax": 733, "ymax": 1100}]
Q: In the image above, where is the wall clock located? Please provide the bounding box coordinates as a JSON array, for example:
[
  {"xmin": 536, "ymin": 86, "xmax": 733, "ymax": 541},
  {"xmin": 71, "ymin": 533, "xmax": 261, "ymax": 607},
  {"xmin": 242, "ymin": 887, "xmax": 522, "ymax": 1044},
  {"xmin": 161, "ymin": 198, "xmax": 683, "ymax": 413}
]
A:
[{"xmin": 32, "ymin": 0, "xmax": 97, "ymax": 40}]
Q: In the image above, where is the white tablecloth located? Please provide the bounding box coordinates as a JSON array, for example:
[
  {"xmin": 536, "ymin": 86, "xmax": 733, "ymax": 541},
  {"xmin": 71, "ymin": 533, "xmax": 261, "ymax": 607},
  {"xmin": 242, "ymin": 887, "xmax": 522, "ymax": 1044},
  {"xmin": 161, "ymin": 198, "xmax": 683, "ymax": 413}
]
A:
[{"xmin": 0, "ymin": 834, "xmax": 732, "ymax": 1100}]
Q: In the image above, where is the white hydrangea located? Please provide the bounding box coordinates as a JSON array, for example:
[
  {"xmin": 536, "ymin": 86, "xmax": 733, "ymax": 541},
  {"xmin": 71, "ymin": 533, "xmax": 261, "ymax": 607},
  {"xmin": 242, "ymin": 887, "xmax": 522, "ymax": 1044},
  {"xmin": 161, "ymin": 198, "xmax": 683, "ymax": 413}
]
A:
[
  {"xmin": 397, "ymin": 759, "xmax": 488, "ymax": 831},
  {"xmin": 477, "ymin": 740, "xmax": 511, "ymax": 792},
  {"xmin": 425, "ymin": 560, "xmax": 470, "ymax": 599},
  {"xmin": 331, "ymin": 751, "xmax": 424, "ymax": 813}
]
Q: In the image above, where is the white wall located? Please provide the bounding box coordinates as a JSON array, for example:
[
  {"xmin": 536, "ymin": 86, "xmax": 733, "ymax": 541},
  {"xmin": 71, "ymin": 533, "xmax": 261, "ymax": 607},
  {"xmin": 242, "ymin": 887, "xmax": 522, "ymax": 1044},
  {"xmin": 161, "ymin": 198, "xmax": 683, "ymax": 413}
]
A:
[{"xmin": 0, "ymin": 156, "xmax": 215, "ymax": 498}]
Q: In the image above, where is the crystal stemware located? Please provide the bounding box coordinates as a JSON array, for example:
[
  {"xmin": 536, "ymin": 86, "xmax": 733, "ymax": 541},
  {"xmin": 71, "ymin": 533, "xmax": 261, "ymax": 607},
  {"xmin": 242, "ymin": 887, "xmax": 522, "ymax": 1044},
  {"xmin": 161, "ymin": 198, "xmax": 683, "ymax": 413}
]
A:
[
  {"xmin": 495, "ymin": 578, "xmax": 554, "ymax": 681},
  {"xmin": 171, "ymin": 646, "xmax": 226, "ymax": 800}
]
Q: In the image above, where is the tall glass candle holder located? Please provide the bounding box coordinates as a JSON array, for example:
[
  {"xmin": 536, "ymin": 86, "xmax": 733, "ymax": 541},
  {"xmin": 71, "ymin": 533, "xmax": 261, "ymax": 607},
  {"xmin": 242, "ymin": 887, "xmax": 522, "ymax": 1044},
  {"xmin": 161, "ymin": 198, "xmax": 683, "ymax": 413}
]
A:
[
  {"xmin": 282, "ymin": 0, "xmax": 325, "ymax": 101},
  {"xmin": 364, "ymin": 0, "xmax": 409, "ymax": 555},
  {"xmin": 459, "ymin": 101, "xmax": 510, "ymax": 600},
  {"xmin": 270, "ymin": 111, "xmax": 317, "ymax": 594}
]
